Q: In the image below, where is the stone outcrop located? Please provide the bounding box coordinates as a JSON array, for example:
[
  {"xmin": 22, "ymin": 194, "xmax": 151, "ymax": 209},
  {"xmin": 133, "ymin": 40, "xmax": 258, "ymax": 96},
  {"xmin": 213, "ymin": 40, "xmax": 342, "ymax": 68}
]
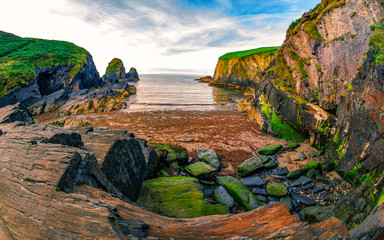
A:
[
  {"xmin": 0, "ymin": 32, "xmax": 137, "ymax": 116},
  {"xmin": 102, "ymin": 58, "xmax": 139, "ymax": 82},
  {"xmin": 209, "ymin": 47, "xmax": 278, "ymax": 88}
]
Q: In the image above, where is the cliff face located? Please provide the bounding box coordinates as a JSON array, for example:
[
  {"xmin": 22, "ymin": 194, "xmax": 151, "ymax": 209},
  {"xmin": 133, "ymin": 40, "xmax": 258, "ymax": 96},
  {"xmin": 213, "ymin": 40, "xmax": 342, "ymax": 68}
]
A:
[
  {"xmin": 246, "ymin": 0, "xmax": 384, "ymax": 212},
  {"xmin": 211, "ymin": 47, "xmax": 278, "ymax": 88}
]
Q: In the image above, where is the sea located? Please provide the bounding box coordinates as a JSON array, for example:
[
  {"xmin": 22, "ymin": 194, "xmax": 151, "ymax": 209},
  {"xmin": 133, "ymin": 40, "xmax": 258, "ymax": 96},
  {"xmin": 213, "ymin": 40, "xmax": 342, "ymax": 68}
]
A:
[{"xmin": 122, "ymin": 74, "xmax": 248, "ymax": 112}]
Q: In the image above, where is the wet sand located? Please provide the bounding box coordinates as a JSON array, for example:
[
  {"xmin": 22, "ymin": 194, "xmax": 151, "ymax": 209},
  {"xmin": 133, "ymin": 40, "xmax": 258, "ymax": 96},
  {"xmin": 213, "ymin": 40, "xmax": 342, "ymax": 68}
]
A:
[{"xmin": 36, "ymin": 109, "xmax": 318, "ymax": 177}]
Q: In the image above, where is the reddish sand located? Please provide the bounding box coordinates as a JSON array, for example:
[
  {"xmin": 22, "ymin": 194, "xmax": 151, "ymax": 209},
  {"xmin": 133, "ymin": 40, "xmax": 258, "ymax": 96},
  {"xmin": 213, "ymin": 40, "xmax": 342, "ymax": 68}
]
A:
[{"xmin": 36, "ymin": 110, "xmax": 318, "ymax": 176}]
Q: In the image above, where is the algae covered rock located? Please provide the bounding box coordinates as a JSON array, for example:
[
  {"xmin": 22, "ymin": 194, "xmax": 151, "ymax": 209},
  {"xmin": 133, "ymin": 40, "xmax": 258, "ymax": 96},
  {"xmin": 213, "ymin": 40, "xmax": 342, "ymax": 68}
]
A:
[
  {"xmin": 284, "ymin": 142, "xmax": 300, "ymax": 151},
  {"xmin": 196, "ymin": 149, "xmax": 220, "ymax": 170},
  {"xmin": 286, "ymin": 161, "xmax": 322, "ymax": 179},
  {"xmin": 184, "ymin": 162, "xmax": 216, "ymax": 179},
  {"xmin": 237, "ymin": 155, "xmax": 275, "ymax": 177},
  {"xmin": 257, "ymin": 144, "xmax": 282, "ymax": 155},
  {"xmin": 266, "ymin": 182, "xmax": 288, "ymax": 197},
  {"xmin": 148, "ymin": 143, "xmax": 188, "ymax": 165},
  {"xmin": 216, "ymin": 176, "xmax": 261, "ymax": 211},
  {"xmin": 137, "ymin": 177, "xmax": 228, "ymax": 218}
]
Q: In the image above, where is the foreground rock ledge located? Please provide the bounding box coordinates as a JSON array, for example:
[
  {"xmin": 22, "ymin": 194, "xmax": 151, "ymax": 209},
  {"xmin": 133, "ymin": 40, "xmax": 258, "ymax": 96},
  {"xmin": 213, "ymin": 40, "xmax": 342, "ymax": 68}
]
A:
[{"xmin": 0, "ymin": 111, "xmax": 358, "ymax": 239}]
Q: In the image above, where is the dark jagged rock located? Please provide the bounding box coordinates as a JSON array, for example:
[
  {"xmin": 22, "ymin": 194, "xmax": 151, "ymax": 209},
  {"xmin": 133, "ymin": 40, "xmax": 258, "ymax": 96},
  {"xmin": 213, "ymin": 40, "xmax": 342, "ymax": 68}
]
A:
[
  {"xmin": 272, "ymin": 167, "xmax": 289, "ymax": 176},
  {"xmin": 124, "ymin": 67, "xmax": 139, "ymax": 80},
  {"xmin": 292, "ymin": 194, "xmax": 316, "ymax": 206},
  {"xmin": 0, "ymin": 104, "xmax": 34, "ymax": 125},
  {"xmin": 102, "ymin": 139, "xmax": 147, "ymax": 201},
  {"xmin": 48, "ymin": 132, "xmax": 84, "ymax": 148},
  {"xmin": 241, "ymin": 175, "xmax": 265, "ymax": 187}
]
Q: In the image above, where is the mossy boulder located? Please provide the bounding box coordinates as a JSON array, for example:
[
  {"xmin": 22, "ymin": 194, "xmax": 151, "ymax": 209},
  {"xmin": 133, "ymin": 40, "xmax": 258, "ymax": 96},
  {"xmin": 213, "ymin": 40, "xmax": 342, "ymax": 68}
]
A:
[
  {"xmin": 196, "ymin": 149, "xmax": 220, "ymax": 170},
  {"xmin": 137, "ymin": 177, "xmax": 228, "ymax": 218},
  {"xmin": 237, "ymin": 155, "xmax": 275, "ymax": 177},
  {"xmin": 148, "ymin": 143, "xmax": 188, "ymax": 165},
  {"xmin": 286, "ymin": 168, "xmax": 307, "ymax": 179},
  {"xmin": 216, "ymin": 176, "xmax": 261, "ymax": 211},
  {"xmin": 184, "ymin": 162, "xmax": 216, "ymax": 179},
  {"xmin": 266, "ymin": 182, "xmax": 288, "ymax": 197},
  {"xmin": 286, "ymin": 161, "xmax": 322, "ymax": 179},
  {"xmin": 257, "ymin": 144, "xmax": 283, "ymax": 155},
  {"xmin": 284, "ymin": 142, "xmax": 300, "ymax": 151}
]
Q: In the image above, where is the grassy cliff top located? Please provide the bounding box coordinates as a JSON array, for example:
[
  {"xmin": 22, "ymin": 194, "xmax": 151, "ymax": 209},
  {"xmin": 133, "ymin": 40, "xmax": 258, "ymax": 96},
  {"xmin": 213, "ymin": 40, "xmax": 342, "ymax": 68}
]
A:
[
  {"xmin": 0, "ymin": 31, "xmax": 90, "ymax": 97},
  {"xmin": 219, "ymin": 47, "xmax": 280, "ymax": 61},
  {"xmin": 106, "ymin": 58, "xmax": 124, "ymax": 74}
]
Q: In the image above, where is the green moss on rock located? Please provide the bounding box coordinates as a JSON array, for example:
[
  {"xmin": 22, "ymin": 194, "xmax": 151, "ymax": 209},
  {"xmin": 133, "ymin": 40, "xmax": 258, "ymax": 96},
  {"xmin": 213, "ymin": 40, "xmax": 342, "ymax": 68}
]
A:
[
  {"xmin": 137, "ymin": 177, "xmax": 228, "ymax": 218},
  {"xmin": 148, "ymin": 142, "xmax": 188, "ymax": 165},
  {"xmin": 258, "ymin": 144, "xmax": 283, "ymax": 155},
  {"xmin": 184, "ymin": 162, "xmax": 216, "ymax": 179},
  {"xmin": 266, "ymin": 182, "xmax": 288, "ymax": 197},
  {"xmin": 219, "ymin": 46, "xmax": 279, "ymax": 60},
  {"xmin": 106, "ymin": 58, "xmax": 123, "ymax": 74},
  {"xmin": 216, "ymin": 176, "xmax": 261, "ymax": 211},
  {"xmin": 237, "ymin": 155, "xmax": 274, "ymax": 177}
]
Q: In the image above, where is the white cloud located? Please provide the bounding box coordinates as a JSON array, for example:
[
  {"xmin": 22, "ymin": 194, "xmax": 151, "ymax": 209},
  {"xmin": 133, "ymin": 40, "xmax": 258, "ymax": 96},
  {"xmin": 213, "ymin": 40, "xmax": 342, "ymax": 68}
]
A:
[{"xmin": 0, "ymin": 0, "xmax": 318, "ymax": 75}]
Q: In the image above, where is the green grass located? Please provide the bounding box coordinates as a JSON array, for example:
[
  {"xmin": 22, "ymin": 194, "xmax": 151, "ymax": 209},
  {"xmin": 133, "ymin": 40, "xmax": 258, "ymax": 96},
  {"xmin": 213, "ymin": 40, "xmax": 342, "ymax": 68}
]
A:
[
  {"xmin": 106, "ymin": 58, "xmax": 123, "ymax": 74},
  {"xmin": 370, "ymin": 22, "xmax": 384, "ymax": 64},
  {"xmin": 0, "ymin": 33, "xmax": 89, "ymax": 97},
  {"xmin": 219, "ymin": 46, "xmax": 279, "ymax": 60}
]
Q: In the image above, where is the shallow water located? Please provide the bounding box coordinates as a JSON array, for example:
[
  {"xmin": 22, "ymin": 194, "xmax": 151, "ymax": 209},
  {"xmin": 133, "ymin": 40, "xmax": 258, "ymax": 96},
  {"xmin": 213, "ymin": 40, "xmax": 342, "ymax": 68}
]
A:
[{"xmin": 122, "ymin": 74, "xmax": 247, "ymax": 112}]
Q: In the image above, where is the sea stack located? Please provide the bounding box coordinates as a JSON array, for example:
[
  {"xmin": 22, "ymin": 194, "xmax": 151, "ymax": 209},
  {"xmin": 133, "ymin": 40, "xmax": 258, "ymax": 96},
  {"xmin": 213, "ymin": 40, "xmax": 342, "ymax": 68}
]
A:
[{"xmin": 102, "ymin": 58, "xmax": 139, "ymax": 83}]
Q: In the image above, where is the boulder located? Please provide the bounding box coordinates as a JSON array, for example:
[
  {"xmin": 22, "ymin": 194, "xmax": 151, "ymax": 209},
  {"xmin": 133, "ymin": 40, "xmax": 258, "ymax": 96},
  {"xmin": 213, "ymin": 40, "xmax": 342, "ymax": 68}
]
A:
[
  {"xmin": 137, "ymin": 177, "xmax": 228, "ymax": 218},
  {"xmin": 214, "ymin": 186, "xmax": 235, "ymax": 208},
  {"xmin": 292, "ymin": 195, "xmax": 316, "ymax": 206},
  {"xmin": 184, "ymin": 162, "xmax": 216, "ymax": 179},
  {"xmin": 266, "ymin": 182, "xmax": 288, "ymax": 197},
  {"xmin": 284, "ymin": 142, "xmax": 300, "ymax": 151},
  {"xmin": 241, "ymin": 175, "xmax": 265, "ymax": 187},
  {"xmin": 48, "ymin": 132, "xmax": 84, "ymax": 148},
  {"xmin": 237, "ymin": 155, "xmax": 275, "ymax": 177},
  {"xmin": 149, "ymin": 143, "xmax": 188, "ymax": 165},
  {"xmin": 216, "ymin": 176, "xmax": 261, "ymax": 211},
  {"xmin": 196, "ymin": 149, "xmax": 220, "ymax": 170},
  {"xmin": 102, "ymin": 139, "xmax": 147, "ymax": 201},
  {"xmin": 272, "ymin": 167, "xmax": 289, "ymax": 176},
  {"xmin": 286, "ymin": 168, "xmax": 307, "ymax": 179},
  {"xmin": 257, "ymin": 144, "xmax": 282, "ymax": 155}
]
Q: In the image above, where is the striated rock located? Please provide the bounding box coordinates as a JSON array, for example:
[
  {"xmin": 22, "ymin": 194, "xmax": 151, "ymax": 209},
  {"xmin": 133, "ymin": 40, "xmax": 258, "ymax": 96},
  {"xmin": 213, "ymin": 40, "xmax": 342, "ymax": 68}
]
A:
[
  {"xmin": 184, "ymin": 162, "xmax": 216, "ymax": 179},
  {"xmin": 102, "ymin": 139, "xmax": 147, "ymax": 201},
  {"xmin": 196, "ymin": 149, "xmax": 220, "ymax": 170},
  {"xmin": 238, "ymin": 155, "xmax": 275, "ymax": 177},
  {"xmin": 257, "ymin": 144, "xmax": 282, "ymax": 155},
  {"xmin": 216, "ymin": 176, "xmax": 261, "ymax": 211},
  {"xmin": 214, "ymin": 186, "xmax": 235, "ymax": 208},
  {"xmin": 137, "ymin": 177, "xmax": 228, "ymax": 218},
  {"xmin": 350, "ymin": 202, "xmax": 384, "ymax": 239},
  {"xmin": 0, "ymin": 104, "xmax": 34, "ymax": 124}
]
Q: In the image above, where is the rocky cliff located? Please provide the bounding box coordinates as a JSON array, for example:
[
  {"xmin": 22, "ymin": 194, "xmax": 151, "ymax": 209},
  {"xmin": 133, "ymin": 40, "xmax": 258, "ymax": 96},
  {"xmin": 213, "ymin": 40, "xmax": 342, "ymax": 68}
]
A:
[
  {"xmin": 0, "ymin": 31, "xmax": 136, "ymax": 115},
  {"xmin": 239, "ymin": 0, "xmax": 384, "ymax": 231},
  {"xmin": 102, "ymin": 58, "xmax": 139, "ymax": 82},
  {"xmin": 209, "ymin": 47, "xmax": 278, "ymax": 88}
]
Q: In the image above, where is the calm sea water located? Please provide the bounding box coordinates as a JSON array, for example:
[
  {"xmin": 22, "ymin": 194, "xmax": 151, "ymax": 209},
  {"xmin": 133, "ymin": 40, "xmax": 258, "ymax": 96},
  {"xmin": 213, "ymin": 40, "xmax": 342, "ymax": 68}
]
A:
[{"xmin": 122, "ymin": 74, "xmax": 247, "ymax": 112}]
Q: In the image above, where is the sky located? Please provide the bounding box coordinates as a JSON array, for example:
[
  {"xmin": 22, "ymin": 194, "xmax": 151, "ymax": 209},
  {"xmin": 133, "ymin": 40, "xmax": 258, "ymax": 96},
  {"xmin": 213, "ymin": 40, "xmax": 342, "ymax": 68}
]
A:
[{"xmin": 1, "ymin": 0, "xmax": 320, "ymax": 75}]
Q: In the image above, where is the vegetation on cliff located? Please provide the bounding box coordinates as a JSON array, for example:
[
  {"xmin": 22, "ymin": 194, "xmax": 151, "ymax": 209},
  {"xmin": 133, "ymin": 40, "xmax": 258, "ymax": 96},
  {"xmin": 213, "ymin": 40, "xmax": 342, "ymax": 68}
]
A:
[
  {"xmin": 219, "ymin": 46, "xmax": 279, "ymax": 60},
  {"xmin": 370, "ymin": 21, "xmax": 384, "ymax": 64},
  {"xmin": 106, "ymin": 58, "xmax": 124, "ymax": 74},
  {"xmin": 287, "ymin": 0, "xmax": 346, "ymax": 41},
  {"xmin": 0, "ymin": 32, "xmax": 89, "ymax": 97}
]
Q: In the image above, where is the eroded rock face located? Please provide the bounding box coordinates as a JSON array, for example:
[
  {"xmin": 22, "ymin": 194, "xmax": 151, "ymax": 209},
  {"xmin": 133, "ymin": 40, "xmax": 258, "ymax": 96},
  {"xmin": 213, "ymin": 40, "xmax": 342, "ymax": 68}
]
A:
[
  {"xmin": 102, "ymin": 139, "xmax": 147, "ymax": 201},
  {"xmin": 102, "ymin": 58, "xmax": 139, "ymax": 82}
]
